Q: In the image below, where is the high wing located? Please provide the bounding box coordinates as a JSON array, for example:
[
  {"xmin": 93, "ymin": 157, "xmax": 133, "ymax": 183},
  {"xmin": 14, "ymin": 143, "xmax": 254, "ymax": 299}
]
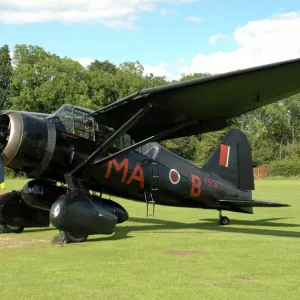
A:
[
  {"xmin": 219, "ymin": 198, "xmax": 290, "ymax": 207},
  {"xmin": 92, "ymin": 58, "xmax": 300, "ymax": 141}
]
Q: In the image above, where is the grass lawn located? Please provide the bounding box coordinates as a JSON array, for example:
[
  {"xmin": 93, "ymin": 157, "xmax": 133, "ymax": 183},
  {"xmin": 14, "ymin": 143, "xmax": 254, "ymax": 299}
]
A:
[{"xmin": 0, "ymin": 179, "xmax": 300, "ymax": 300}]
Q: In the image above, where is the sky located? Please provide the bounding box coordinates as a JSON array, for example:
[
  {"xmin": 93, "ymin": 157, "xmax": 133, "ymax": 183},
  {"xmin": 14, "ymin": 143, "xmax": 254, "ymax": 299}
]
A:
[{"xmin": 0, "ymin": 0, "xmax": 300, "ymax": 80}]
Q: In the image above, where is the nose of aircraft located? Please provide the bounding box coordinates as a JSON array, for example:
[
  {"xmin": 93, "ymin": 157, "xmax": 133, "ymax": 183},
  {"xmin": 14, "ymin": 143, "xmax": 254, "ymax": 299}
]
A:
[
  {"xmin": 0, "ymin": 113, "xmax": 11, "ymax": 154},
  {"xmin": 0, "ymin": 112, "xmax": 22, "ymax": 167},
  {"xmin": 0, "ymin": 113, "xmax": 12, "ymax": 188},
  {"xmin": 0, "ymin": 112, "xmax": 51, "ymax": 172}
]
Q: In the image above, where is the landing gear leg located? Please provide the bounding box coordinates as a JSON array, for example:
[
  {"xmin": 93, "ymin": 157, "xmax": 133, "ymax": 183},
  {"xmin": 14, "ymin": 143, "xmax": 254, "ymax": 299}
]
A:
[{"xmin": 218, "ymin": 210, "xmax": 230, "ymax": 225}]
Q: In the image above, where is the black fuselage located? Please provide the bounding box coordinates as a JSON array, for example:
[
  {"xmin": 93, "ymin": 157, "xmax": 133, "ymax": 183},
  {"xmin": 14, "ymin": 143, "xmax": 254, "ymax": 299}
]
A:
[
  {"xmin": 42, "ymin": 114, "xmax": 250, "ymax": 214},
  {"xmin": 0, "ymin": 107, "xmax": 251, "ymax": 215}
]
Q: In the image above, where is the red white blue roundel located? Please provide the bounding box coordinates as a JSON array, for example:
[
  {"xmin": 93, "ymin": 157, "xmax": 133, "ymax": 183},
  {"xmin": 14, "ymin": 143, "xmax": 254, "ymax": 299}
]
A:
[{"xmin": 169, "ymin": 169, "xmax": 180, "ymax": 184}]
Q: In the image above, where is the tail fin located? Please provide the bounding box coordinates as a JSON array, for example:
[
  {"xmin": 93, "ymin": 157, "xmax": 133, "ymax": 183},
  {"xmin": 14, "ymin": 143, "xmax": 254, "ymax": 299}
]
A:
[{"xmin": 203, "ymin": 129, "xmax": 254, "ymax": 191}]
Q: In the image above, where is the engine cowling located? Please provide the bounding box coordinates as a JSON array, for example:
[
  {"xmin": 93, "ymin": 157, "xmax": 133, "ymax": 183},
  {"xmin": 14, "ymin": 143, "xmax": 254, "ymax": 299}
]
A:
[{"xmin": 0, "ymin": 112, "xmax": 54, "ymax": 173}]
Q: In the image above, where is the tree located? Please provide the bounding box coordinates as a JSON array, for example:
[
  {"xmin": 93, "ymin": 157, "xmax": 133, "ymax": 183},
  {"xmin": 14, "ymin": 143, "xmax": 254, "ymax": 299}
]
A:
[
  {"xmin": 194, "ymin": 129, "xmax": 228, "ymax": 165},
  {"xmin": 0, "ymin": 44, "xmax": 12, "ymax": 108},
  {"xmin": 87, "ymin": 68, "xmax": 119, "ymax": 109},
  {"xmin": 13, "ymin": 44, "xmax": 51, "ymax": 66},
  {"xmin": 89, "ymin": 59, "xmax": 117, "ymax": 74},
  {"xmin": 180, "ymin": 72, "xmax": 211, "ymax": 82},
  {"xmin": 162, "ymin": 136, "xmax": 201, "ymax": 163},
  {"xmin": 282, "ymin": 94, "xmax": 300, "ymax": 144},
  {"xmin": 236, "ymin": 95, "xmax": 300, "ymax": 163},
  {"xmin": 9, "ymin": 45, "xmax": 90, "ymax": 112}
]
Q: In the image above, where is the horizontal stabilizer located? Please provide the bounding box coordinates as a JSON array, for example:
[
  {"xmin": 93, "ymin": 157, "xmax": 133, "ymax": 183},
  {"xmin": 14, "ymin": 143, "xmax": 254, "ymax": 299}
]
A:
[{"xmin": 219, "ymin": 198, "xmax": 290, "ymax": 207}]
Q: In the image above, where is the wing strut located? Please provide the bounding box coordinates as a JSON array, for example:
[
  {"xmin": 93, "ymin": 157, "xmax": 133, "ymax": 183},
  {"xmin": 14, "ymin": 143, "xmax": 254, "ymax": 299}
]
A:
[
  {"xmin": 92, "ymin": 119, "xmax": 197, "ymax": 166},
  {"xmin": 70, "ymin": 103, "xmax": 152, "ymax": 176}
]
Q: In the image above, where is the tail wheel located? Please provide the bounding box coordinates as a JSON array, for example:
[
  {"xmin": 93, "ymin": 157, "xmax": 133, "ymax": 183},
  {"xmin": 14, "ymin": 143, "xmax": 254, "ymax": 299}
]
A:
[
  {"xmin": 59, "ymin": 230, "xmax": 89, "ymax": 243},
  {"xmin": 0, "ymin": 224, "xmax": 24, "ymax": 233},
  {"xmin": 219, "ymin": 216, "xmax": 230, "ymax": 226}
]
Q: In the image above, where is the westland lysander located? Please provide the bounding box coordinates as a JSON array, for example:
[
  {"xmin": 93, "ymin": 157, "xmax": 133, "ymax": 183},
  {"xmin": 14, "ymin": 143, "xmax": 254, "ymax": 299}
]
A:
[{"xmin": 0, "ymin": 58, "xmax": 299, "ymax": 243}]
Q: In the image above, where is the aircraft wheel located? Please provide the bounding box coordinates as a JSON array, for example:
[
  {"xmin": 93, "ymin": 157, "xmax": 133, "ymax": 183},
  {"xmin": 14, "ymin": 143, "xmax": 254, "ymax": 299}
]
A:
[
  {"xmin": 59, "ymin": 230, "xmax": 89, "ymax": 243},
  {"xmin": 219, "ymin": 216, "xmax": 230, "ymax": 226},
  {"xmin": 0, "ymin": 223, "xmax": 24, "ymax": 233}
]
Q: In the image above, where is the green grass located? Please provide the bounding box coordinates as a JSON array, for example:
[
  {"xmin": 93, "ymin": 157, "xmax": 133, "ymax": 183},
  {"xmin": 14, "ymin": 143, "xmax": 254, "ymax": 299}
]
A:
[{"xmin": 0, "ymin": 179, "xmax": 300, "ymax": 300}]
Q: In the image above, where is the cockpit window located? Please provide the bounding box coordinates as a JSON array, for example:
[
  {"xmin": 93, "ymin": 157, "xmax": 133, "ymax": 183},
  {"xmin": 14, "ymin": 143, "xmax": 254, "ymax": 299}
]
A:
[
  {"xmin": 113, "ymin": 133, "xmax": 134, "ymax": 149},
  {"xmin": 124, "ymin": 134, "xmax": 132, "ymax": 148},
  {"xmin": 58, "ymin": 106, "xmax": 74, "ymax": 133},
  {"xmin": 53, "ymin": 105, "xmax": 136, "ymax": 146},
  {"xmin": 54, "ymin": 105, "xmax": 97, "ymax": 140},
  {"xmin": 136, "ymin": 142, "xmax": 161, "ymax": 161},
  {"xmin": 74, "ymin": 109, "xmax": 94, "ymax": 139}
]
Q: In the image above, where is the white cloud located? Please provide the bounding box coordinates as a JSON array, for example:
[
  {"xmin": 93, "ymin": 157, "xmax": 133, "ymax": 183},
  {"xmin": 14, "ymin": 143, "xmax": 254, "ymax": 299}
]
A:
[
  {"xmin": 143, "ymin": 62, "xmax": 177, "ymax": 81},
  {"xmin": 0, "ymin": 0, "xmax": 195, "ymax": 27},
  {"xmin": 146, "ymin": 11, "xmax": 300, "ymax": 78},
  {"xmin": 185, "ymin": 16, "xmax": 203, "ymax": 22},
  {"xmin": 209, "ymin": 34, "xmax": 230, "ymax": 45},
  {"xmin": 159, "ymin": 8, "xmax": 173, "ymax": 16},
  {"xmin": 76, "ymin": 57, "xmax": 95, "ymax": 68},
  {"xmin": 162, "ymin": 0, "xmax": 199, "ymax": 2},
  {"xmin": 25, "ymin": 9, "xmax": 300, "ymax": 81},
  {"xmin": 143, "ymin": 57, "xmax": 188, "ymax": 81}
]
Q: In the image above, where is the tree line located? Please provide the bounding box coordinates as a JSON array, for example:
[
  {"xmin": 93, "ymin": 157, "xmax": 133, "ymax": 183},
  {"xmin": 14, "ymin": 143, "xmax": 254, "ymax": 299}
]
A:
[{"xmin": 1, "ymin": 44, "xmax": 300, "ymax": 168}]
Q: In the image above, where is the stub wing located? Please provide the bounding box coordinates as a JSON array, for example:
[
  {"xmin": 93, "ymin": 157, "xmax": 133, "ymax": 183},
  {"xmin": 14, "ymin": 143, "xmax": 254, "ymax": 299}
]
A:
[{"xmin": 219, "ymin": 198, "xmax": 290, "ymax": 207}]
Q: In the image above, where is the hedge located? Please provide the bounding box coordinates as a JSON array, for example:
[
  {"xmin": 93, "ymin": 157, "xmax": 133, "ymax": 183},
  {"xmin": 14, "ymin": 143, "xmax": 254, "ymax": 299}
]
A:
[
  {"xmin": 269, "ymin": 160, "xmax": 300, "ymax": 177},
  {"xmin": 4, "ymin": 167, "xmax": 26, "ymax": 179}
]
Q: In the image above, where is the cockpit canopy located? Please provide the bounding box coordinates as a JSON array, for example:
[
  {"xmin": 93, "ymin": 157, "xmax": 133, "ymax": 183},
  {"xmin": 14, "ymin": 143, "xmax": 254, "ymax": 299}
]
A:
[
  {"xmin": 53, "ymin": 104, "xmax": 97, "ymax": 140},
  {"xmin": 52, "ymin": 104, "xmax": 161, "ymax": 160}
]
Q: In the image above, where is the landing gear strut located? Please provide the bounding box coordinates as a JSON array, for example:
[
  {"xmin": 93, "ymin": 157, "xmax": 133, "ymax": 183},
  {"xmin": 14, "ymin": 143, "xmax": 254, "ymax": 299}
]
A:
[{"xmin": 218, "ymin": 210, "xmax": 230, "ymax": 225}]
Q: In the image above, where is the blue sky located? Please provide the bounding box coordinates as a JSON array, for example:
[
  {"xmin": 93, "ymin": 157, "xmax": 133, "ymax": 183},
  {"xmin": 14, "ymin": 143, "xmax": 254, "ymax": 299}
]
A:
[{"xmin": 0, "ymin": 0, "xmax": 300, "ymax": 79}]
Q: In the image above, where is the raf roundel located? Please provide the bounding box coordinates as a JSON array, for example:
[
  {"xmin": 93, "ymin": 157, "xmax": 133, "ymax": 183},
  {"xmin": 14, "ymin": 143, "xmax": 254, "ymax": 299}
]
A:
[{"xmin": 169, "ymin": 169, "xmax": 180, "ymax": 184}]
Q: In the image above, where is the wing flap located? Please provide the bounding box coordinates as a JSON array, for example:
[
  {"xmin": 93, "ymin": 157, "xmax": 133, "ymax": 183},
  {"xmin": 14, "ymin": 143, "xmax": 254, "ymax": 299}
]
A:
[{"xmin": 219, "ymin": 198, "xmax": 290, "ymax": 207}]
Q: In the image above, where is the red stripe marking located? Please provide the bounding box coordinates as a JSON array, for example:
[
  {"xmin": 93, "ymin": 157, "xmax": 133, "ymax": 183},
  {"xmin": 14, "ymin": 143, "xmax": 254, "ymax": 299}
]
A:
[{"xmin": 219, "ymin": 144, "xmax": 229, "ymax": 167}]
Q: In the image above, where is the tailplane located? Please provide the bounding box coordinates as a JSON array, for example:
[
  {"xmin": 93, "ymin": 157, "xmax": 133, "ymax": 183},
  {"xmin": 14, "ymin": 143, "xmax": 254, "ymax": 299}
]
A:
[
  {"xmin": 203, "ymin": 129, "xmax": 254, "ymax": 191},
  {"xmin": 204, "ymin": 130, "xmax": 290, "ymax": 214},
  {"xmin": 219, "ymin": 198, "xmax": 290, "ymax": 207}
]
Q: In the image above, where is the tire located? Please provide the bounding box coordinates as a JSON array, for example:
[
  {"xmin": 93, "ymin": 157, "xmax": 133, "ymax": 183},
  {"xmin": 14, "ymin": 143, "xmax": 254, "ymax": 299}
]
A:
[
  {"xmin": 59, "ymin": 230, "xmax": 89, "ymax": 243},
  {"xmin": 0, "ymin": 223, "xmax": 24, "ymax": 233},
  {"xmin": 219, "ymin": 216, "xmax": 230, "ymax": 226}
]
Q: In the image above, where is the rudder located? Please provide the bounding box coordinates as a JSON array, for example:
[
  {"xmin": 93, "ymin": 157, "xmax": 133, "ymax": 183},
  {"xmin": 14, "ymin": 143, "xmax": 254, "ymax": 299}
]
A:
[{"xmin": 203, "ymin": 129, "xmax": 254, "ymax": 191}]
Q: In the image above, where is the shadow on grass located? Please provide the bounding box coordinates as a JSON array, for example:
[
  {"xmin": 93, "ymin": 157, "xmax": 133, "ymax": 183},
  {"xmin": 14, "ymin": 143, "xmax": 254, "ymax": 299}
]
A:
[
  {"xmin": 87, "ymin": 216, "xmax": 300, "ymax": 243},
  {"xmin": 24, "ymin": 227, "xmax": 56, "ymax": 233},
  {"xmin": 202, "ymin": 217, "xmax": 299, "ymax": 228}
]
